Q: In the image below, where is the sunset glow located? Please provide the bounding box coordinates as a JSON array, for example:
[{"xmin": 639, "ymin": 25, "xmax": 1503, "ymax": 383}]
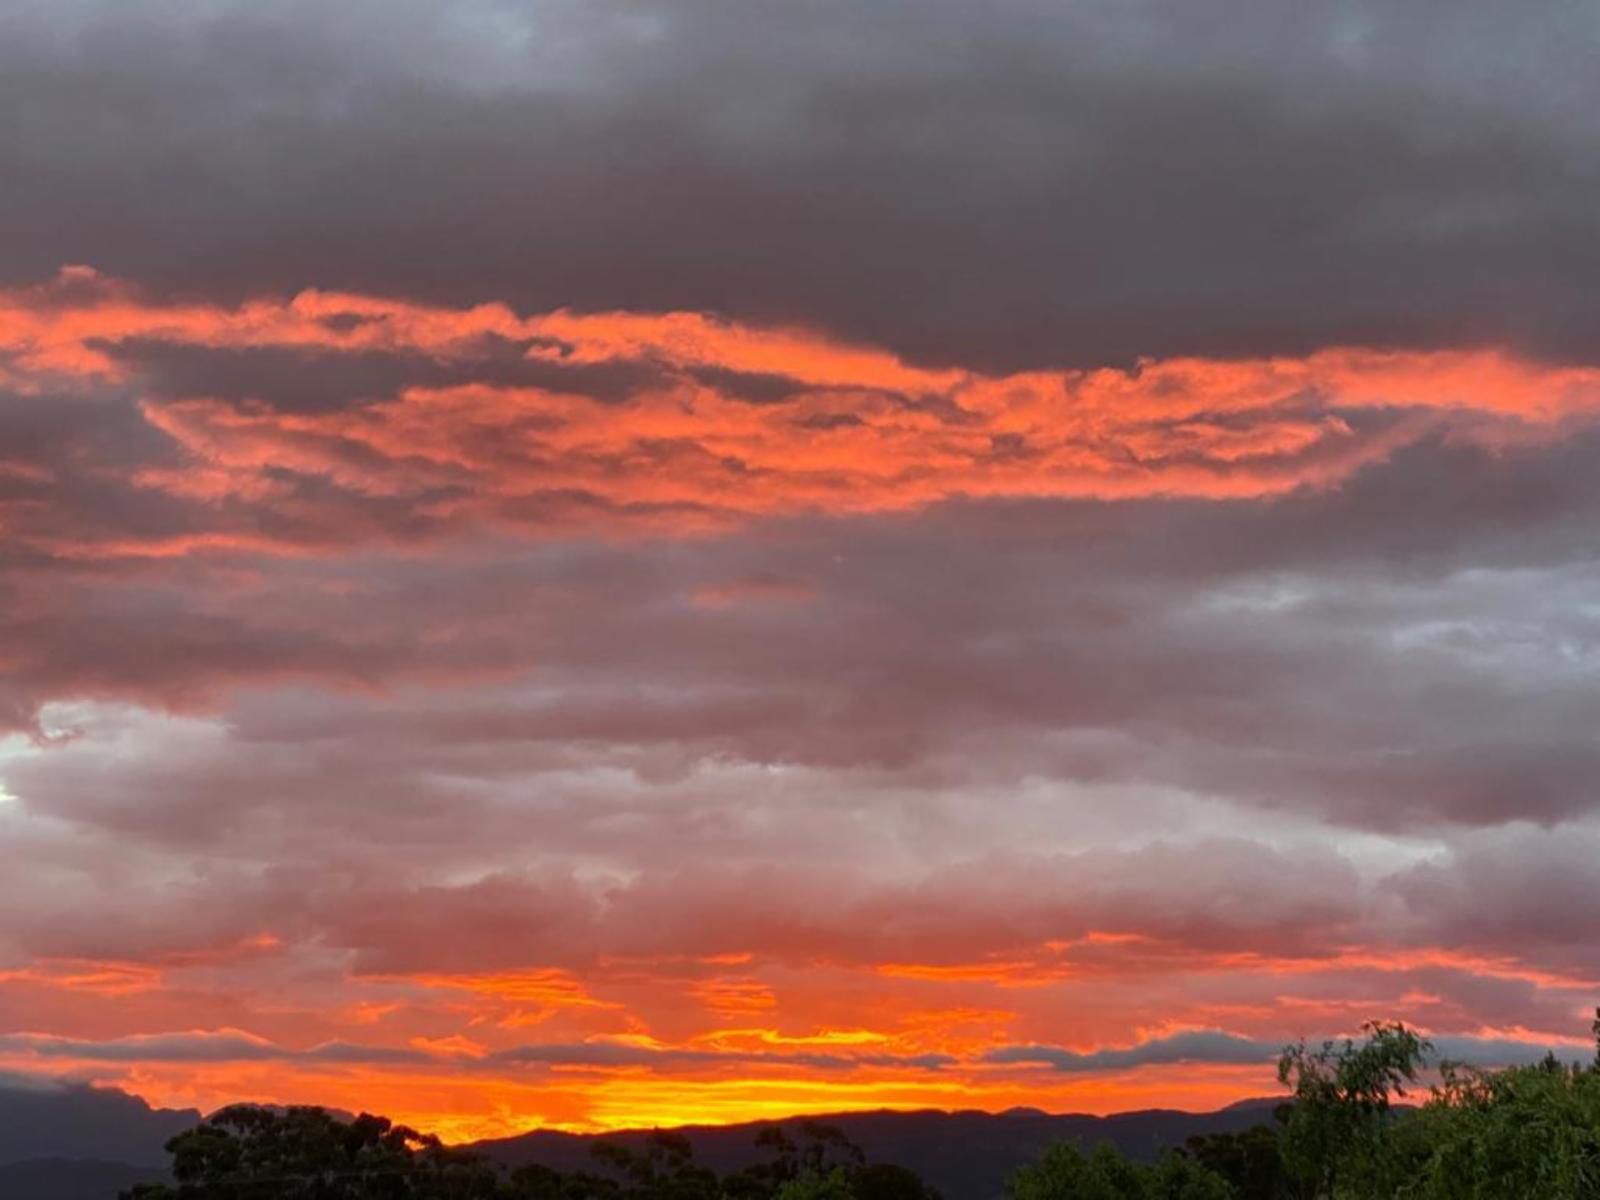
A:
[{"xmin": 4, "ymin": 0, "xmax": 1600, "ymax": 1157}]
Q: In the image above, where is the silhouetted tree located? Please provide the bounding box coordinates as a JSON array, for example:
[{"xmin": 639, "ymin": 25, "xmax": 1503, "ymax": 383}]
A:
[
  {"xmin": 724, "ymin": 1121, "xmax": 878, "ymax": 1200},
  {"xmin": 122, "ymin": 1104, "xmax": 502, "ymax": 1198},
  {"xmin": 1183, "ymin": 1124, "xmax": 1292, "ymax": 1200},
  {"xmin": 506, "ymin": 1161, "xmax": 621, "ymax": 1200},
  {"xmin": 773, "ymin": 1167, "xmax": 855, "ymax": 1200},
  {"xmin": 591, "ymin": 1130, "xmax": 720, "ymax": 1200},
  {"xmin": 850, "ymin": 1162, "xmax": 940, "ymax": 1200},
  {"xmin": 1007, "ymin": 1140, "xmax": 1231, "ymax": 1200}
]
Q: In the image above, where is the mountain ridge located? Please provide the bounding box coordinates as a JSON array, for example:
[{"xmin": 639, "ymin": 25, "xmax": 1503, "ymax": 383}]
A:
[
  {"xmin": 0, "ymin": 1079, "xmax": 1287, "ymax": 1200},
  {"xmin": 471, "ymin": 1100, "xmax": 1287, "ymax": 1199}
]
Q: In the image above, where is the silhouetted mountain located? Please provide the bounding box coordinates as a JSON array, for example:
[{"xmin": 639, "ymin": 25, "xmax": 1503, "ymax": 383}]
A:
[
  {"xmin": 0, "ymin": 1157, "xmax": 171, "ymax": 1200},
  {"xmin": 471, "ymin": 1101, "xmax": 1286, "ymax": 1200},
  {"xmin": 0, "ymin": 1076, "xmax": 1285, "ymax": 1200},
  {"xmin": 0, "ymin": 1077, "xmax": 199, "ymax": 1166}
]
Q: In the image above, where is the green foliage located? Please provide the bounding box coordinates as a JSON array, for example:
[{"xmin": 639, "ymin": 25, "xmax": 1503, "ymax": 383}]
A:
[
  {"xmin": 1012, "ymin": 1010, "xmax": 1600, "ymax": 1200},
  {"xmin": 773, "ymin": 1167, "xmax": 856, "ymax": 1200},
  {"xmin": 1275, "ymin": 1021, "xmax": 1430, "ymax": 1198},
  {"xmin": 1009, "ymin": 1141, "xmax": 1144, "ymax": 1200},
  {"xmin": 1383, "ymin": 1056, "xmax": 1600, "ymax": 1199},
  {"xmin": 1007, "ymin": 1141, "xmax": 1232, "ymax": 1200},
  {"xmin": 1145, "ymin": 1153, "xmax": 1235, "ymax": 1200}
]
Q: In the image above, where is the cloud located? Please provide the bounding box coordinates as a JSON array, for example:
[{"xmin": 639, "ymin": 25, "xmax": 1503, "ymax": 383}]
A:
[
  {"xmin": 1, "ymin": 0, "xmax": 1599, "ymax": 1132},
  {"xmin": 0, "ymin": 1029, "xmax": 442, "ymax": 1067},
  {"xmin": 2, "ymin": 271, "xmax": 1598, "ymax": 576},
  {"xmin": 9, "ymin": 273, "xmax": 1599, "ymax": 567},
  {"xmin": 1, "ymin": 1029, "xmax": 285, "ymax": 1062},
  {"xmin": 3, "ymin": 2, "xmax": 1600, "ymax": 370},
  {"xmin": 0, "ymin": 1029, "xmax": 955, "ymax": 1075},
  {"xmin": 489, "ymin": 1042, "xmax": 956, "ymax": 1073},
  {"xmin": 984, "ymin": 1030, "xmax": 1598, "ymax": 1074},
  {"xmin": 28, "ymin": 1022, "xmax": 1581, "ymax": 1086},
  {"xmin": 985, "ymin": 1032, "xmax": 1279, "ymax": 1072}
]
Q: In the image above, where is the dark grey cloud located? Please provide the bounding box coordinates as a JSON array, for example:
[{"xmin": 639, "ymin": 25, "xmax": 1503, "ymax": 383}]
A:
[
  {"xmin": 1384, "ymin": 827, "xmax": 1600, "ymax": 960},
  {"xmin": 0, "ymin": 1031, "xmax": 952, "ymax": 1074},
  {"xmin": 48, "ymin": 1023, "xmax": 1584, "ymax": 1078},
  {"xmin": 985, "ymin": 1031, "xmax": 1279, "ymax": 1071},
  {"xmin": 0, "ymin": 1031, "xmax": 440, "ymax": 1067},
  {"xmin": 1, "ymin": 1031, "xmax": 286, "ymax": 1063},
  {"xmin": 3, "ymin": 0, "xmax": 1599, "ymax": 370},
  {"xmin": 984, "ymin": 1030, "xmax": 1597, "ymax": 1073},
  {"xmin": 99, "ymin": 338, "xmax": 667, "ymax": 413}
]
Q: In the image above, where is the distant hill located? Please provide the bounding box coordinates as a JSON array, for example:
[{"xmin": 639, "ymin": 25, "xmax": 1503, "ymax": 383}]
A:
[
  {"xmin": 471, "ymin": 1100, "xmax": 1286, "ymax": 1200},
  {"xmin": 0, "ymin": 1157, "xmax": 171, "ymax": 1200},
  {"xmin": 0, "ymin": 1078, "xmax": 198, "ymax": 1167},
  {"xmin": 0, "ymin": 1078, "xmax": 1286, "ymax": 1200}
]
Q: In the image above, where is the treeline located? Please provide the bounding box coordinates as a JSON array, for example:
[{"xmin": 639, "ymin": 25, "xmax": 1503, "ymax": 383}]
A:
[
  {"xmin": 123, "ymin": 1110, "xmax": 941, "ymax": 1200},
  {"xmin": 126, "ymin": 1013, "xmax": 1600, "ymax": 1200},
  {"xmin": 1010, "ymin": 1016, "xmax": 1600, "ymax": 1199}
]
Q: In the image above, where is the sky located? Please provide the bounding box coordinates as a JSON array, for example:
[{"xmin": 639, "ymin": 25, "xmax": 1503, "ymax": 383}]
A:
[{"xmin": 2, "ymin": 0, "xmax": 1600, "ymax": 1143}]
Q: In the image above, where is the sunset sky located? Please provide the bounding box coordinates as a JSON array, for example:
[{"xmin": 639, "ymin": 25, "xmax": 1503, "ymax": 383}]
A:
[{"xmin": 4, "ymin": 0, "xmax": 1600, "ymax": 1144}]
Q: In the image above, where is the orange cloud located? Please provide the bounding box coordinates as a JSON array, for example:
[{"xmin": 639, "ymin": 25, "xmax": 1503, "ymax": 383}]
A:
[
  {"xmin": 4, "ymin": 930, "xmax": 1592, "ymax": 1140},
  {"xmin": 0, "ymin": 959, "xmax": 165, "ymax": 997},
  {"xmin": 7, "ymin": 269, "xmax": 1600, "ymax": 560}
]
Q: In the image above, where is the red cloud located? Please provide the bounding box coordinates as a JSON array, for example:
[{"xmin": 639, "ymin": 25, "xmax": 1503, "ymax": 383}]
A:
[{"xmin": 6, "ymin": 270, "xmax": 1600, "ymax": 562}]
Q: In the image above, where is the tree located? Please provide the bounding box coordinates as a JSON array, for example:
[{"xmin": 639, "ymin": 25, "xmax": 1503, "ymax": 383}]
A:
[
  {"xmin": 505, "ymin": 1161, "xmax": 621, "ymax": 1200},
  {"xmin": 773, "ymin": 1167, "xmax": 856, "ymax": 1200},
  {"xmin": 125, "ymin": 1107, "xmax": 944, "ymax": 1200},
  {"xmin": 1388, "ymin": 1055, "xmax": 1600, "ymax": 1199},
  {"xmin": 1183, "ymin": 1124, "xmax": 1291, "ymax": 1200},
  {"xmin": 1145, "ymin": 1152, "xmax": 1235, "ymax": 1200},
  {"xmin": 851, "ymin": 1162, "xmax": 941, "ymax": 1200},
  {"xmin": 725, "ymin": 1122, "xmax": 875, "ymax": 1200},
  {"xmin": 122, "ymin": 1104, "xmax": 503, "ymax": 1198},
  {"xmin": 1274, "ymin": 1021, "xmax": 1429, "ymax": 1199},
  {"xmin": 591, "ymin": 1130, "xmax": 720, "ymax": 1200},
  {"xmin": 1009, "ymin": 1142, "xmax": 1147, "ymax": 1200},
  {"xmin": 1007, "ymin": 1141, "xmax": 1230, "ymax": 1200}
]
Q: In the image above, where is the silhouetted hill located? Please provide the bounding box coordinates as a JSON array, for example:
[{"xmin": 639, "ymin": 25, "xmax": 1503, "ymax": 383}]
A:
[
  {"xmin": 0, "ymin": 1077, "xmax": 1286, "ymax": 1200},
  {"xmin": 0, "ymin": 1157, "xmax": 171, "ymax": 1199},
  {"xmin": 0, "ymin": 1077, "xmax": 199, "ymax": 1166},
  {"xmin": 471, "ymin": 1100, "xmax": 1286, "ymax": 1200}
]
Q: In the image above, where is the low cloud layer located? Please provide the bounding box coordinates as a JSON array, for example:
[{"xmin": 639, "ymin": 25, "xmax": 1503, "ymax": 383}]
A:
[{"xmin": 986, "ymin": 1031, "xmax": 1597, "ymax": 1074}]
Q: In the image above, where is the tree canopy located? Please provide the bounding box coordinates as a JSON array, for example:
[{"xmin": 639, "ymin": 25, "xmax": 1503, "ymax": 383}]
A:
[
  {"xmin": 122, "ymin": 1110, "xmax": 941, "ymax": 1200},
  {"xmin": 1007, "ymin": 1009, "xmax": 1600, "ymax": 1200}
]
